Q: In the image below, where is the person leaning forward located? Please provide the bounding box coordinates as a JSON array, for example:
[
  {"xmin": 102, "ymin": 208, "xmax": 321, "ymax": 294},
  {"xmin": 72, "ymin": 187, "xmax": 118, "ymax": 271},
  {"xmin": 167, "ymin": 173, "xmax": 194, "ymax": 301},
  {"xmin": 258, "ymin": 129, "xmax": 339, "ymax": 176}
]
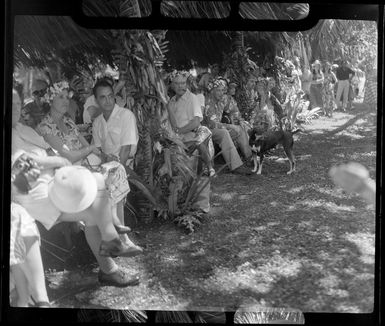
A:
[
  {"xmin": 203, "ymin": 77, "xmax": 252, "ymax": 175},
  {"xmin": 167, "ymin": 70, "xmax": 216, "ymax": 177}
]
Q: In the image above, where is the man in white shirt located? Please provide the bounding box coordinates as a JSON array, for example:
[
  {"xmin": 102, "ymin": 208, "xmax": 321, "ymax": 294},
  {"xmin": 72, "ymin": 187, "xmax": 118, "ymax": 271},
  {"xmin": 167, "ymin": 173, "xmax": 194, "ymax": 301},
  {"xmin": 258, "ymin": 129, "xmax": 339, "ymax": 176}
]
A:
[
  {"xmin": 92, "ymin": 78, "xmax": 139, "ymax": 272},
  {"xmin": 92, "ymin": 79, "xmax": 139, "ymax": 168},
  {"xmin": 168, "ymin": 71, "xmax": 215, "ymax": 177}
]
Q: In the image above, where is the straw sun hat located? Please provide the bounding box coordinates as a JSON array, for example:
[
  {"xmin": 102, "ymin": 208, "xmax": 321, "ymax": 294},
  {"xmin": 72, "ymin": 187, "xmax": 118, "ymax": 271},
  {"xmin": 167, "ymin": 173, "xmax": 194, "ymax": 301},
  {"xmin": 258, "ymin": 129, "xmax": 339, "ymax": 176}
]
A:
[{"xmin": 48, "ymin": 166, "xmax": 98, "ymax": 213}]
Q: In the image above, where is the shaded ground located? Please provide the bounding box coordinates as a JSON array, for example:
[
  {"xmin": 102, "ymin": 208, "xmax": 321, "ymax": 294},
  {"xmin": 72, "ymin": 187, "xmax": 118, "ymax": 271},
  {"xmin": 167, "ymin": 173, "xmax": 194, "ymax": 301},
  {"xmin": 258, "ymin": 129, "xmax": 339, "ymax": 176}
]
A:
[{"xmin": 44, "ymin": 103, "xmax": 377, "ymax": 313}]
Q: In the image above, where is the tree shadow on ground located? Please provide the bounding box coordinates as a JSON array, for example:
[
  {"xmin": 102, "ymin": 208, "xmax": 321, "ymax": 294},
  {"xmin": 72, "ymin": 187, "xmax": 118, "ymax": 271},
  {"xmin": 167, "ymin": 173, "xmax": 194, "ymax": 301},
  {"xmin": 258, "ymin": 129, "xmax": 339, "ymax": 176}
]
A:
[{"xmin": 48, "ymin": 104, "xmax": 377, "ymax": 312}]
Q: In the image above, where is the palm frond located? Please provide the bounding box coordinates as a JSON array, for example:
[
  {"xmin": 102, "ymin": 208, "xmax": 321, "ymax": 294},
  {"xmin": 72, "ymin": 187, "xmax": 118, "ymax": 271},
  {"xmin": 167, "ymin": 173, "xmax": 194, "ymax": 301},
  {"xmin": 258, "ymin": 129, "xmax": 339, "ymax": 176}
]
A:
[
  {"xmin": 155, "ymin": 311, "xmax": 193, "ymax": 323},
  {"xmin": 234, "ymin": 307, "xmax": 305, "ymax": 324}
]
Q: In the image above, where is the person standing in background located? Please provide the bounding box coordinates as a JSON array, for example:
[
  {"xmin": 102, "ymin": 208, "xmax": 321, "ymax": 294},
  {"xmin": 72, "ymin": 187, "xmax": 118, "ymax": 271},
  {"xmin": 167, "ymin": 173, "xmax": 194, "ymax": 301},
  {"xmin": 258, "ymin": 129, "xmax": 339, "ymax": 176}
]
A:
[{"xmin": 335, "ymin": 59, "xmax": 355, "ymax": 112}]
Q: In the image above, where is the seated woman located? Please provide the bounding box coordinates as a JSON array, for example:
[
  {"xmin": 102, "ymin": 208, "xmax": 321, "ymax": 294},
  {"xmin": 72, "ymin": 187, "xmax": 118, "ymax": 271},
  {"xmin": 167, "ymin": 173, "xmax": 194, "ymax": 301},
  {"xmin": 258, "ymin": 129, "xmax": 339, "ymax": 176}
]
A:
[
  {"xmin": 249, "ymin": 77, "xmax": 283, "ymax": 134},
  {"xmin": 12, "ymin": 89, "xmax": 140, "ymax": 287},
  {"xmin": 12, "ymin": 89, "xmax": 141, "ymax": 258},
  {"xmin": 204, "ymin": 77, "xmax": 252, "ymax": 160},
  {"xmin": 11, "ymin": 150, "xmax": 142, "ymax": 258},
  {"xmin": 221, "ymin": 81, "xmax": 253, "ymax": 140},
  {"xmin": 34, "ymin": 81, "xmax": 130, "ymax": 234}
]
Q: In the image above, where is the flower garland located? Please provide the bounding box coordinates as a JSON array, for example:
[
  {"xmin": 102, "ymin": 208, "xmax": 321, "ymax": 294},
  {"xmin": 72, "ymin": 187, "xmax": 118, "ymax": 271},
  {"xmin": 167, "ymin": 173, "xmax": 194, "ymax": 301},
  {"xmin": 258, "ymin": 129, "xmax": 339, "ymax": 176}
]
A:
[
  {"xmin": 41, "ymin": 81, "xmax": 73, "ymax": 103},
  {"xmin": 207, "ymin": 76, "xmax": 228, "ymax": 92},
  {"xmin": 168, "ymin": 70, "xmax": 190, "ymax": 83}
]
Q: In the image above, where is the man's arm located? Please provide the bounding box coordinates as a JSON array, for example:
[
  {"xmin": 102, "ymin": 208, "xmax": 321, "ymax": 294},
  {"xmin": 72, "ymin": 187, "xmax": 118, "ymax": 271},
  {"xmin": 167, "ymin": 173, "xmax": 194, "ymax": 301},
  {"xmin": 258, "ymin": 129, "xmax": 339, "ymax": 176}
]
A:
[
  {"xmin": 119, "ymin": 111, "xmax": 139, "ymax": 165},
  {"xmin": 119, "ymin": 144, "xmax": 136, "ymax": 167},
  {"xmin": 178, "ymin": 117, "xmax": 201, "ymax": 134}
]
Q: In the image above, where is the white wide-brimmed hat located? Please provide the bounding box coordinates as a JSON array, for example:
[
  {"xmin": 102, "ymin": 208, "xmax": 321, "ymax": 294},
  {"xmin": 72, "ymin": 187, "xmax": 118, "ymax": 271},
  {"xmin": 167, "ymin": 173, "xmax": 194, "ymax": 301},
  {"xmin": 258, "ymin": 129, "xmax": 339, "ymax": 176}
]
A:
[{"xmin": 48, "ymin": 166, "xmax": 97, "ymax": 213}]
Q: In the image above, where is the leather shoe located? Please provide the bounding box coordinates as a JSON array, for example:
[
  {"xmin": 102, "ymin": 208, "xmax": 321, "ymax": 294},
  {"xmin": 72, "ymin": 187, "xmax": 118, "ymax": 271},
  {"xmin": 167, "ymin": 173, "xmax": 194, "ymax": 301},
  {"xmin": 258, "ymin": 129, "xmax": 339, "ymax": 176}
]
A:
[
  {"xmin": 99, "ymin": 237, "xmax": 143, "ymax": 258},
  {"xmin": 115, "ymin": 224, "xmax": 132, "ymax": 234},
  {"xmin": 232, "ymin": 165, "xmax": 252, "ymax": 175},
  {"xmin": 98, "ymin": 269, "xmax": 140, "ymax": 287}
]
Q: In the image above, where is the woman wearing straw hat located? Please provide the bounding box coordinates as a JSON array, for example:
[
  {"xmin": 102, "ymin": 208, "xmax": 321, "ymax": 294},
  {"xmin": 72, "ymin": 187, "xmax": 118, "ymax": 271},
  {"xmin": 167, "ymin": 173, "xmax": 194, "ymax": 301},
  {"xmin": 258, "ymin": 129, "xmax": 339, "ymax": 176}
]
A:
[
  {"xmin": 12, "ymin": 89, "xmax": 142, "ymax": 287},
  {"xmin": 11, "ymin": 150, "xmax": 143, "ymax": 259}
]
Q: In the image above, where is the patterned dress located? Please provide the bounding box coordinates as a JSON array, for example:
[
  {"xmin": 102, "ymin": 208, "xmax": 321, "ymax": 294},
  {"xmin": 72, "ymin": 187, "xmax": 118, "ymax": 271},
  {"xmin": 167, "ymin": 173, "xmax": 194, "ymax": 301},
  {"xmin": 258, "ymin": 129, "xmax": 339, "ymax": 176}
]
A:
[
  {"xmin": 322, "ymin": 73, "xmax": 337, "ymax": 116},
  {"xmin": 204, "ymin": 96, "xmax": 242, "ymax": 141},
  {"xmin": 37, "ymin": 113, "xmax": 130, "ymax": 204},
  {"xmin": 364, "ymin": 69, "xmax": 377, "ymax": 109},
  {"xmin": 249, "ymin": 96, "xmax": 280, "ymax": 134},
  {"xmin": 309, "ymin": 71, "xmax": 324, "ymax": 109}
]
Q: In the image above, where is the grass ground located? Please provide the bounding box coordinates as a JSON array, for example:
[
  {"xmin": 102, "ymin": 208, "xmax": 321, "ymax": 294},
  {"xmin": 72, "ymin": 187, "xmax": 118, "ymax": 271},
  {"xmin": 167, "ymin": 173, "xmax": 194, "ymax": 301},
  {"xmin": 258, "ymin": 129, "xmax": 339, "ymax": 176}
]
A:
[{"xmin": 43, "ymin": 103, "xmax": 377, "ymax": 313}]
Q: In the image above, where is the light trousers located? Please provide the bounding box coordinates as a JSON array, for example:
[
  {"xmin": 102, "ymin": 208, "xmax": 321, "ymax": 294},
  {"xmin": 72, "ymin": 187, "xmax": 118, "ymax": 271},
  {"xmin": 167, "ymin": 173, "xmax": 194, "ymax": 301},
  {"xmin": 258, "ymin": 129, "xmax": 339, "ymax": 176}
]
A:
[
  {"xmin": 211, "ymin": 128, "xmax": 243, "ymax": 170},
  {"xmin": 335, "ymin": 80, "xmax": 350, "ymax": 109}
]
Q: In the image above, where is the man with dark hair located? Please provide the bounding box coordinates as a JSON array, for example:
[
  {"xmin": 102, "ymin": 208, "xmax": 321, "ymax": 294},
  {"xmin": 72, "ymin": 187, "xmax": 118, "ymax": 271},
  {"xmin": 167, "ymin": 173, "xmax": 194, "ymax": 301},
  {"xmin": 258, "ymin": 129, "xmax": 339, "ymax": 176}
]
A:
[
  {"xmin": 335, "ymin": 59, "xmax": 355, "ymax": 111},
  {"xmin": 92, "ymin": 78, "xmax": 138, "ymax": 168},
  {"xmin": 91, "ymin": 78, "xmax": 140, "ymax": 287}
]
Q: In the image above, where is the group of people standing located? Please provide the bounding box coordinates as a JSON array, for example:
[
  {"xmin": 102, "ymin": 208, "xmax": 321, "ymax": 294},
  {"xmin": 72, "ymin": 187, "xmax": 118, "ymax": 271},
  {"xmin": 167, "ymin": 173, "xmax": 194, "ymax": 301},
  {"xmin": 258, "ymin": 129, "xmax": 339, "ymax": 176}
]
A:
[{"xmin": 304, "ymin": 58, "xmax": 373, "ymax": 117}]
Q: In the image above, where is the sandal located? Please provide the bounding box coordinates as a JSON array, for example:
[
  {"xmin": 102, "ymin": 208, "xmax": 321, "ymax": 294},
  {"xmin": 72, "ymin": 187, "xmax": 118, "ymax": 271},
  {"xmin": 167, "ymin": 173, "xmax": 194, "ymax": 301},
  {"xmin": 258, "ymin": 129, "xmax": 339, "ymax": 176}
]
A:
[
  {"xmin": 29, "ymin": 296, "xmax": 51, "ymax": 308},
  {"xmin": 34, "ymin": 301, "xmax": 51, "ymax": 308},
  {"xmin": 114, "ymin": 224, "xmax": 132, "ymax": 234},
  {"xmin": 99, "ymin": 237, "xmax": 143, "ymax": 258}
]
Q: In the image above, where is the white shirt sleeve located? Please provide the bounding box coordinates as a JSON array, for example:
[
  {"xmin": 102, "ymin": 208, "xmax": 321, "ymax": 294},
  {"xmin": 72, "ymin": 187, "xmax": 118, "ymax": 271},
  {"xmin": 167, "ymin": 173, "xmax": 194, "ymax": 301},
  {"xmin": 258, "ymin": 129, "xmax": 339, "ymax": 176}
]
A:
[
  {"xmin": 92, "ymin": 118, "xmax": 102, "ymax": 148},
  {"xmin": 190, "ymin": 93, "xmax": 203, "ymax": 122},
  {"xmin": 120, "ymin": 110, "xmax": 139, "ymax": 146}
]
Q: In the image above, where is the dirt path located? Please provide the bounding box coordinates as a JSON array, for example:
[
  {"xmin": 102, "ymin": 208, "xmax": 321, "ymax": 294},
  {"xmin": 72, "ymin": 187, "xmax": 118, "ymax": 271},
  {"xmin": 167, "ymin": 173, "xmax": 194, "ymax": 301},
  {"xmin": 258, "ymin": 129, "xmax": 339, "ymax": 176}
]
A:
[{"xmin": 47, "ymin": 104, "xmax": 377, "ymax": 313}]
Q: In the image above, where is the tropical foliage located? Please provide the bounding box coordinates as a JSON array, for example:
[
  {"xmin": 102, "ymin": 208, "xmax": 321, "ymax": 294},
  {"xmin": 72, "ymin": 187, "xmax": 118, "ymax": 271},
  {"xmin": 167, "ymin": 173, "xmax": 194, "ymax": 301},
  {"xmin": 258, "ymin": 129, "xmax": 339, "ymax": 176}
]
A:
[{"xmin": 306, "ymin": 19, "xmax": 378, "ymax": 70}]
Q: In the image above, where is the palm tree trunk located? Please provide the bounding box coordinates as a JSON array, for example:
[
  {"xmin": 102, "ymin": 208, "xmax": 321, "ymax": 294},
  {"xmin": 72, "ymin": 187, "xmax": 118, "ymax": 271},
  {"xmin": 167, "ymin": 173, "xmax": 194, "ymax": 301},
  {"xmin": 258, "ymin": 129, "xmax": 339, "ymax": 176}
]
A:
[{"xmin": 115, "ymin": 0, "xmax": 155, "ymax": 222}]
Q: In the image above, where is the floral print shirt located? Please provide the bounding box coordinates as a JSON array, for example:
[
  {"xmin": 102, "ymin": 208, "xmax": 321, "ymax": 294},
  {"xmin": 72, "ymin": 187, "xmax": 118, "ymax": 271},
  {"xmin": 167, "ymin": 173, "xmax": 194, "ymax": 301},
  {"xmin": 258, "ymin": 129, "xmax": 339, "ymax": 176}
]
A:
[
  {"xmin": 203, "ymin": 96, "xmax": 225, "ymax": 128},
  {"xmin": 37, "ymin": 113, "xmax": 83, "ymax": 151},
  {"xmin": 221, "ymin": 95, "xmax": 241, "ymax": 124}
]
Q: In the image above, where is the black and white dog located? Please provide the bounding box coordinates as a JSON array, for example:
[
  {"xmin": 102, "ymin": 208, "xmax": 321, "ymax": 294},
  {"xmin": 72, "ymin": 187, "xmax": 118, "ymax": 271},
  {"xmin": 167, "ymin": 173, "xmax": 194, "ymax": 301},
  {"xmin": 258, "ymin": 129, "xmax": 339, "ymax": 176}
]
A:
[{"xmin": 249, "ymin": 129, "xmax": 301, "ymax": 175}]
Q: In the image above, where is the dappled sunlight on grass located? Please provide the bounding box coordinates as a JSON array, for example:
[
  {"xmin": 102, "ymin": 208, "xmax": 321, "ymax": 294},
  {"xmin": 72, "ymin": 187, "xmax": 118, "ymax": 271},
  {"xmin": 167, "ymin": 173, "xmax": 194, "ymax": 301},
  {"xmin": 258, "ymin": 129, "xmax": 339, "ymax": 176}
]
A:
[
  {"xmin": 316, "ymin": 186, "xmax": 348, "ymax": 199},
  {"xmin": 288, "ymin": 185, "xmax": 306, "ymax": 193},
  {"xmin": 343, "ymin": 232, "xmax": 375, "ymax": 265},
  {"xmin": 207, "ymin": 256, "xmax": 303, "ymax": 295},
  {"xmin": 297, "ymin": 199, "xmax": 356, "ymax": 213},
  {"xmin": 295, "ymin": 154, "xmax": 312, "ymax": 161},
  {"xmin": 338, "ymin": 130, "xmax": 366, "ymax": 139},
  {"xmin": 214, "ymin": 192, "xmax": 237, "ymax": 201}
]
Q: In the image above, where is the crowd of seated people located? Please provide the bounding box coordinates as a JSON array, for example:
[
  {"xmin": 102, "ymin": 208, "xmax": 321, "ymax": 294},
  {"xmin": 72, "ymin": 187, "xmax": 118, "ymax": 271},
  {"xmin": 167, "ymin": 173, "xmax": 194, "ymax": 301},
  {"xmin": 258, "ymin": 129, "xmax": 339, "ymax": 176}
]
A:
[
  {"xmin": 10, "ymin": 80, "xmax": 144, "ymax": 307},
  {"xmin": 10, "ymin": 55, "xmax": 368, "ymax": 307}
]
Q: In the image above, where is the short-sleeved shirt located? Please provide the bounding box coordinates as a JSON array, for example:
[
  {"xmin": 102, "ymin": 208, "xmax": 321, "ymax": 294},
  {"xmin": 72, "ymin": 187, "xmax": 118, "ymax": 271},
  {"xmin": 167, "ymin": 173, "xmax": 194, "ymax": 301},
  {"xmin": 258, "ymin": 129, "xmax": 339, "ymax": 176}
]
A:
[
  {"xmin": 336, "ymin": 66, "xmax": 355, "ymax": 81},
  {"xmin": 204, "ymin": 96, "xmax": 225, "ymax": 125},
  {"xmin": 92, "ymin": 104, "xmax": 139, "ymax": 158},
  {"xmin": 168, "ymin": 89, "xmax": 203, "ymax": 128}
]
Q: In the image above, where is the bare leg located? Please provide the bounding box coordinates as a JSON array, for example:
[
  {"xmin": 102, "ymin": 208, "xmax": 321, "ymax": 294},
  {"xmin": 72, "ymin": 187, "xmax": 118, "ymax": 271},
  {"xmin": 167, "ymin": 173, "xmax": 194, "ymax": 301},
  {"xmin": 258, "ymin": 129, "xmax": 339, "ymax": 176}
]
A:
[
  {"xmin": 19, "ymin": 239, "xmax": 49, "ymax": 304},
  {"xmin": 10, "ymin": 265, "xmax": 30, "ymax": 307},
  {"xmin": 59, "ymin": 191, "xmax": 118, "ymax": 242},
  {"xmin": 111, "ymin": 203, "xmax": 123, "ymax": 227},
  {"xmin": 83, "ymin": 226, "xmax": 118, "ymax": 274},
  {"xmin": 285, "ymin": 148, "xmax": 296, "ymax": 174}
]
